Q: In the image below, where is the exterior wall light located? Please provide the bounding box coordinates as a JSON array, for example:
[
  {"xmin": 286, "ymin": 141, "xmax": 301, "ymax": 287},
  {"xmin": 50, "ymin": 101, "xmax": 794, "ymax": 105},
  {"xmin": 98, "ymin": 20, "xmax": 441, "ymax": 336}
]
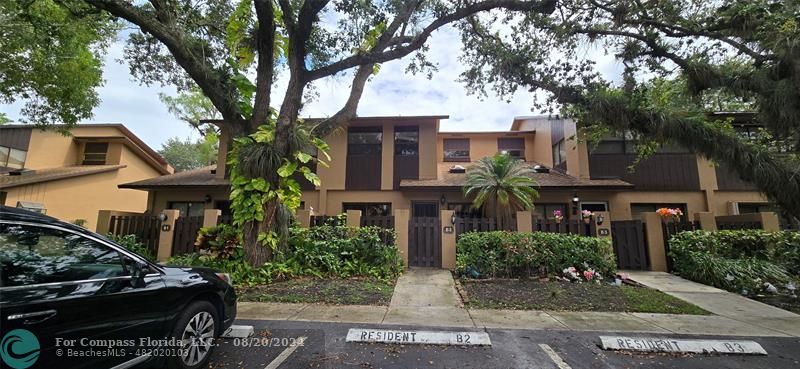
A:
[
  {"xmin": 158, "ymin": 212, "xmax": 168, "ymax": 222},
  {"xmin": 440, "ymin": 194, "xmax": 447, "ymax": 205},
  {"xmin": 596, "ymin": 214, "xmax": 605, "ymax": 226},
  {"xmin": 451, "ymin": 214, "xmax": 456, "ymax": 225}
]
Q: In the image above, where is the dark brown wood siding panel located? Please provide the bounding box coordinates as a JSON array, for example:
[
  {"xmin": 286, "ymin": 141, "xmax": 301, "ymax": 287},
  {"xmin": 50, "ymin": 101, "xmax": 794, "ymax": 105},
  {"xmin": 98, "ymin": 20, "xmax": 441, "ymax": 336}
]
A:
[
  {"xmin": 550, "ymin": 121, "xmax": 565, "ymax": 144},
  {"xmin": 346, "ymin": 155, "xmax": 381, "ymax": 189},
  {"xmin": 588, "ymin": 153, "xmax": 700, "ymax": 190},
  {"xmin": 394, "ymin": 155, "xmax": 418, "ymax": 189},
  {"xmin": 0, "ymin": 128, "xmax": 32, "ymax": 150},
  {"xmin": 715, "ymin": 164, "xmax": 757, "ymax": 191}
]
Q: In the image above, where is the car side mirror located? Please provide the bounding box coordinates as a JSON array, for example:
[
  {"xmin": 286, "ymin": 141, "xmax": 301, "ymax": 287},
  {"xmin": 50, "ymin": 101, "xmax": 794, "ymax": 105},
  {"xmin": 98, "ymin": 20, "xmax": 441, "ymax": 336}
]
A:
[{"xmin": 130, "ymin": 261, "xmax": 148, "ymax": 288}]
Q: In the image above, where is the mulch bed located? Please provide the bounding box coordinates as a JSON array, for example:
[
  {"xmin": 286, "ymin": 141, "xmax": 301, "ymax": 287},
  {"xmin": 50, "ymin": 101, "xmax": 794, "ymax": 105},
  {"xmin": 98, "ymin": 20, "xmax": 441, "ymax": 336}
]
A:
[
  {"xmin": 462, "ymin": 279, "xmax": 709, "ymax": 314},
  {"xmin": 237, "ymin": 277, "xmax": 395, "ymax": 305},
  {"xmin": 751, "ymin": 294, "xmax": 800, "ymax": 314}
]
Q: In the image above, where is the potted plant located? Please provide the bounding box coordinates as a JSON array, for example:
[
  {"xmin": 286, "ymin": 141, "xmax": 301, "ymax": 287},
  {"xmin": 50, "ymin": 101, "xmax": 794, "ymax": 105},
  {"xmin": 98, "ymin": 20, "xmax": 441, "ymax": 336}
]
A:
[
  {"xmin": 656, "ymin": 207, "xmax": 683, "ymax": 223},
  {"xmin": 581, "ymin": 210, "xmax": 593, "ymax": 224},
  {"xmin": 553, "ymin": 209, "xmax": 563, "ymax": 224}
]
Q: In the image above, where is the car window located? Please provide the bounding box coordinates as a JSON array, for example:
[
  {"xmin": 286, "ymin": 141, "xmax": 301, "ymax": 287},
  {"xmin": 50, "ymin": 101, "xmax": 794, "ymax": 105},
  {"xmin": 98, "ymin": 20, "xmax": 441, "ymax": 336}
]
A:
[{"xmin": 0, "ymin": 223, "xmax": 126, "ymax": 287}]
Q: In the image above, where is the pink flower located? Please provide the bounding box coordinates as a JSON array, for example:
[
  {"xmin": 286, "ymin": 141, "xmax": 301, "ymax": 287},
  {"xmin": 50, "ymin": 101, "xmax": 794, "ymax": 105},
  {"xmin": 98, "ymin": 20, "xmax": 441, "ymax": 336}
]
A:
[{"xmin": 583, "ymin": 270, "xmax": 594, "ymax": 281}]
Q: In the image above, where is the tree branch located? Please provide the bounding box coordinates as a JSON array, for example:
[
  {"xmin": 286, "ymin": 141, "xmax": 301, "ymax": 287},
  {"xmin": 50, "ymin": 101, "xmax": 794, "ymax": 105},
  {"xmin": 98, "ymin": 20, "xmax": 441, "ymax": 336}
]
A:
[
  {"xmin": 251, "ymin": 0, "xmax": 276, "ymax": 129},
  {"xmin": 83, "ymin": 0, "xmax": 246, "ymax": 130},
  {"xmin": 306, "ymin": 0, "xmax": 557, "ymax": 81},
  {"xmin": 310, "ymin": 64, "xmax": 375, "ymax": 138}
]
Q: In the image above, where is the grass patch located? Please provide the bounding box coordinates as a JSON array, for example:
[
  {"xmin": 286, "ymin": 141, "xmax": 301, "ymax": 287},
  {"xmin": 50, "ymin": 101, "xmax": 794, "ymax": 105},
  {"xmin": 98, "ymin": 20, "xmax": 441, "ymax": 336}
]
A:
[
  {"xmin": 464, "ymin": 279, "xmax": 709, "ymax": 315},
  {"xmin": 238, "ymin": 277, "xmax": 395, "ymax": 305}
]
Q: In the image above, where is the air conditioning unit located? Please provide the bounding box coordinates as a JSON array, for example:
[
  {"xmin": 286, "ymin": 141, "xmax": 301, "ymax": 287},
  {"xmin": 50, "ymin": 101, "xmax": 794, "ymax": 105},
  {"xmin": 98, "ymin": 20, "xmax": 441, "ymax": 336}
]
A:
[{"xmin": 17, "ymin": 201, "xmax": 47, "ymax": 214}]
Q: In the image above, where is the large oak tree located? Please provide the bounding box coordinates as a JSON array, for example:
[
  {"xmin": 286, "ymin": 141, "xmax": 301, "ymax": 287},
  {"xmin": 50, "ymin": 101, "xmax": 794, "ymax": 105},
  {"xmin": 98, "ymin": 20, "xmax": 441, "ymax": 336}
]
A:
[{"xmin": 459, "ymin": 0, "xmax": 800, "ymax": 222}]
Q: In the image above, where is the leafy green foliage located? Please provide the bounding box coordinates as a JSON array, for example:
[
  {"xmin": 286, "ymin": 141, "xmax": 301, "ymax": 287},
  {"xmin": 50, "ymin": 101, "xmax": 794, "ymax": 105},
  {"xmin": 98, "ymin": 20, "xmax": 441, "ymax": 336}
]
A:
[
  {"xmin": 669, "ymin": 230, "xmax": 800, "ymax": 293},
  {"xmin": 463, "ymin": 154, "xmax": 539, "ymax": 230},
  {"xmin": 195, "ymin": 224, "xmax": 241, "ymax": 260},
  {"xmin": 167, "ymin": 224, "xmax": 402, "ymax": 287},
  {"xmin": 157, "ymin": 134, "xmax": 218, "ymax": 172},
  {"xmin": 456, "ymin": 231, "xmax": 616, "ymax": 279},
  {"xmin": 158, "ymin": 86, "xmax": 222, "ymax": 133},
  {"xmin": 0, "ymin": 0, "xmax": 117, "ymax": 125},
  {"xmin": 108, "ymin": 234, "xmax": 155, "ymax": 262}
]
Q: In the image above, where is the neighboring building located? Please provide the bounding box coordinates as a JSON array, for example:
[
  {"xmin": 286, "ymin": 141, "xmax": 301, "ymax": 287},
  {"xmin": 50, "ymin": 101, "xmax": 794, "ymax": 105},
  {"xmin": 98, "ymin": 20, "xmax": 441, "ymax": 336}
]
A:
[
  {"xmin": 0, "ymin": 124, "xmax": 173, "ymax": 230},
  {"xmin": 120, "ymin": 114, "xmax": 775, "ymax": 224}
]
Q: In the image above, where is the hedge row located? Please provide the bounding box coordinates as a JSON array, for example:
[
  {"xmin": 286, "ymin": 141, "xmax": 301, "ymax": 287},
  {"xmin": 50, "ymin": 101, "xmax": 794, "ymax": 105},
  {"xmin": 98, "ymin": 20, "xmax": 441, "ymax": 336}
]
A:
[
  {"xmin": 669, "ymin": 230, "xmax": 800, "ymax": 293},
  {"xmin": 456, "ymin": 231, "xmax": 616, "ymax": 279}
]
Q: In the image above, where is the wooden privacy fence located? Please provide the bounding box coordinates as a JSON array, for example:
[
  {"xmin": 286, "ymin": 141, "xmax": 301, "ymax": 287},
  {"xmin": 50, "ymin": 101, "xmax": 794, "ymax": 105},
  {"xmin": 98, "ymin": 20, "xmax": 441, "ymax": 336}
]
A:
[
  {"xmin": 716, "ymin": 217, "xmax": 763, "ymax": 230},
  {"xmin": 360, "ymin": 215, "xmax": 396, "ymax": 245},
  {"xmin": 108, "ymin": 214, "xmax": 160, "ymax": 256},
  {"xmin": 454, "ymin": 217, "xmax": 514, "ymax": 238},
  {"xmin": 310, "ymin": 215, "xmax": 342, "ymax": 227},
  {"xmin": 533, "ymin": 218, "xmax": 595, "ymax": 236},
  {"xmin": 172, "ymin": 216, "xmax": 204, "ymax": 256}
]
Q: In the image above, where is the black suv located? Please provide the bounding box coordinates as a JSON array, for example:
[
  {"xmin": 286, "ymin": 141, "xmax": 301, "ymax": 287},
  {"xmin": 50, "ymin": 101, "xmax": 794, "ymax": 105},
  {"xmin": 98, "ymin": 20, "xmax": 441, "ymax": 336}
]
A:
[{"xmin": 0, "ymin": 206, "xmax": 236, "ymax": 369}]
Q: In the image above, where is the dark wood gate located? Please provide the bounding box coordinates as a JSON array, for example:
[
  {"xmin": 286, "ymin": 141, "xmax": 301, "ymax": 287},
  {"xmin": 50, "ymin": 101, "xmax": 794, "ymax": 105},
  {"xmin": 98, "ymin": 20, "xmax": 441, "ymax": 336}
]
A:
[
  {"xmin": 409, "ymin": 217, "xmax": 441, "ymax": 267},
  {"xmin": 172, "ymin": 216, "xmax": 203, "ymax": 256},
  {"xmin": 108, "ymin": 214, "xmax": 161, "ymax": 256},
  {"xmin": 610, "ymin": 220, "xmax": 649, "ymax": 270}
]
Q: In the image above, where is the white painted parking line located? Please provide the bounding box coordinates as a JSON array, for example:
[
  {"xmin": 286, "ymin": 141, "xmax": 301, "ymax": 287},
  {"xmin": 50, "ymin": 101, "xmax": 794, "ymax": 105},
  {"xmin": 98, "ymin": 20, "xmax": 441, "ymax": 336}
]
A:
[
  {"xmin": 264, "ymin": 336, "xmax": 307, "ymax": 369},
  {"xmin": 599, "ymin": 336, "xmax": 767, "ymax": 355},
  {"xmin": 346, "ymin": 328, "xmax": 491, "ymax": 346},
  {"xmin": 539, "ymin": 344, "xmax": 572, "ymax": 369},
  {"xmin": 221, "ymin": 325, "xmax": 255, "ymax": 338}
]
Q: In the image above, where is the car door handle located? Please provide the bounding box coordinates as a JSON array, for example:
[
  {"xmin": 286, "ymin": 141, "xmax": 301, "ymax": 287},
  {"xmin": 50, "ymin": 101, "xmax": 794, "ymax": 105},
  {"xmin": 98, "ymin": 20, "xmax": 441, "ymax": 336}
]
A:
[{"xmin": 8, "ymin": 309, "xmax": 57, "ymax": 324}]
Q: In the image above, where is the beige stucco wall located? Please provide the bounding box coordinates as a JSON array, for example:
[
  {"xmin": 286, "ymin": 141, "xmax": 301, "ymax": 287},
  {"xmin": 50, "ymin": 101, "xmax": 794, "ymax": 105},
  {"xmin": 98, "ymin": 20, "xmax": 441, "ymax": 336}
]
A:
[
  {"xmin": 25, "ymin": 129, "xmax": 81, "ymax": 168},
  {"xmin": 436, "ymin": 132, "xmax": 537, "ymax": 163},
  {"xmin": 5, "ymin": 146, "xmax": 163, "ymax": 230}
]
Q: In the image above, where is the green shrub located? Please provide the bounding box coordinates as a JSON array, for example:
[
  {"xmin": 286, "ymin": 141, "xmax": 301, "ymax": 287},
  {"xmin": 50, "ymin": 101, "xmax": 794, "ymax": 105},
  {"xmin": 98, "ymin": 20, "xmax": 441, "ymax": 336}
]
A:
[
  {"xmin": 669, "ymin": 230, "xmax": 798, "ymax": 293},
  {"xmin": 196, "ymin": 224, "xmax": 241, "ymax": 260},
  {"xmin": 108, "ymin": 234, "xmax": 155, "ymax": 261},
  {"xmin": 456, "ymin": 231, "xmax": 616, "ymax": 279},
  {"xmin": 166, "ymin": 223, "xmax": 403, "ymax": 286}
]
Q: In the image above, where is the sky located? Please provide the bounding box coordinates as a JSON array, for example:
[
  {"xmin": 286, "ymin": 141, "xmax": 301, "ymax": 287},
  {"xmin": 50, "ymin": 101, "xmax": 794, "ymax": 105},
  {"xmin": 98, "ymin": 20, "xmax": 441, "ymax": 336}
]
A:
[{"xmin": 1, "ymin": 24, "xmax": 622, "ymax": 151}]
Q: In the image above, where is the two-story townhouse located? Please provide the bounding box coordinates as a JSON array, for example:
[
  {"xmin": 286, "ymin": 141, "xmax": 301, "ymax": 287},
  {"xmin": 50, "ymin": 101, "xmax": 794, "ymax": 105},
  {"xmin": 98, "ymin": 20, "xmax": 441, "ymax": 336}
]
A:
[
  {"xmin": 0, "ymin": 124, "xmax": 173, "ymax": 230},
  {"xmin": 120, "ymin": 115, "xmax": 633, "ymax": 222}
]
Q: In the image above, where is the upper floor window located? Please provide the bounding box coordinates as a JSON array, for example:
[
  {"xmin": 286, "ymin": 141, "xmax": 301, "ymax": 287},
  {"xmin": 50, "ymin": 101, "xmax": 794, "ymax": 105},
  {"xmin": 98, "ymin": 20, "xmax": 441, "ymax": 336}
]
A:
[
  {"xmin": 498, "ymin": 137, "xmax": 525, "ymax": 159},
  {"xmin": 82, "ymin": 142, "xmax": 109, "ymax": 165},
  {"xmin": 443, "ymin": 138, "xmax": 469, "ymax": 162},
  {"xmin": 552, "ymin": 139, "xmax": 566, "ymax": 167},
  {"xmin": 348, "ymin": 128, "xmax": 382, "ymax": 155},
  {"xmin": 0, "ymin": 146, "xmax": 27, "ymax": 169},
  {"xmin": 394, "ymin": 127, "xmax": 419, "ymax": 156}
]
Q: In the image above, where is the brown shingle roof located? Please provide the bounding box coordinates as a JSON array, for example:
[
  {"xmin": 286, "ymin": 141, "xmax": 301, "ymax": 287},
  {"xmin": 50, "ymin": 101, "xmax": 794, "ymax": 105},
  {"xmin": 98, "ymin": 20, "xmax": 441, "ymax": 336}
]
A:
[
  {"xmin": 400, "ymin": 163, "xmax": 632, "ymax": 190},
  {"xmin": 0, "ymin": 165, "xmax": 126, "ymax": 189},
  {"xmin": 119, "ymin": 165, "xmax": 229, "ymax": 189}
]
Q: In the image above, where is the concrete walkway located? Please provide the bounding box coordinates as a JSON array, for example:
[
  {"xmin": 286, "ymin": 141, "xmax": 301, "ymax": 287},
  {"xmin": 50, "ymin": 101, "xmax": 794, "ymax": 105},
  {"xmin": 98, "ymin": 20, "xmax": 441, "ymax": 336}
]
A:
[
  {"xmin": 235, "ymin": 269, "xmax": 800, "ymax": 337},
  {"xmin": 626, "ymin": 271, "xmax": 800, "ymax": 336}
]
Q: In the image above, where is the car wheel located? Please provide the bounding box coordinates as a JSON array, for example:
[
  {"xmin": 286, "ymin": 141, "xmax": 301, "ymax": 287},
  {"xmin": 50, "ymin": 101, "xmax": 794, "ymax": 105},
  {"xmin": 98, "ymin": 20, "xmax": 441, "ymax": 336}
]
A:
[{"xmin": 168, "ymin": 301, "xmax": 218, "ymax": 369}]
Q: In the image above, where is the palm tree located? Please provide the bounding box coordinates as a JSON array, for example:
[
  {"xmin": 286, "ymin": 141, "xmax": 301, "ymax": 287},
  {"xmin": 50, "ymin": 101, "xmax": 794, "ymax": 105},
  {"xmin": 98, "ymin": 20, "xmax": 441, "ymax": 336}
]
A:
[{"xmin": 463, "ymin": 153, "xmax": 539, "ymax": 230}]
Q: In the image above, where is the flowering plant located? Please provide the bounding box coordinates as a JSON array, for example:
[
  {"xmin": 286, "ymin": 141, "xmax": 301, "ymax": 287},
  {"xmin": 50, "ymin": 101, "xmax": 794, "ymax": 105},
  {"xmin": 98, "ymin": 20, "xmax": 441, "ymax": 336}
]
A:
[
  {"xmin": 581, "ymin": 210, "xmax": 593, "ymax": 219},
  {"xmin": 656, "ymin": 207, "xmax": 683, "ymax": 221},
  {"xmin": 553, "ymin": 210, "xmax": 563, "ymax": 222}
]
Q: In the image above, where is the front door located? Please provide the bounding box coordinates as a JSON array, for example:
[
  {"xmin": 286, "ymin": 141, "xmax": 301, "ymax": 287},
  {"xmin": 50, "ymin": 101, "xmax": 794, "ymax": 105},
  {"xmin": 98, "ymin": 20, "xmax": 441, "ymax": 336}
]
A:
[{"xmin": 409, "ymin": 201, "xmax": 441, "ymax": 267}]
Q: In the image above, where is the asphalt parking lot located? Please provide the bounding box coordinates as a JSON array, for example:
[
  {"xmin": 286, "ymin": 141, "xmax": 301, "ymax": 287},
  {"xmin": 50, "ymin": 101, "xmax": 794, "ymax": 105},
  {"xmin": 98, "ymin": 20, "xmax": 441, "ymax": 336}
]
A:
[{"xmin": 206, "ymin": 320, "xmax": 800, "ymax": 369}]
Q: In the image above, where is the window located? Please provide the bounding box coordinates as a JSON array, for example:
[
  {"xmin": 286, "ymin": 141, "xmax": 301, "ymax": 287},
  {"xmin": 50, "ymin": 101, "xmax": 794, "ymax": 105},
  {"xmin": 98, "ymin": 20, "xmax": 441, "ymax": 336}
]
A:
[
  {"xmin": 0, "ymin": 223, "xmax": 126, "ymax": 287},
  {"xmin": 580, "ymin": 202, "xmax": 609, "ymax": 213},
  {"xmin": 552, "ymin": 139, "xmax": 566, "ymax": 167},
  {"xmin": 498, "ymin": 137, "xmax": 525, "ymax": 159},
  {"xmin": 630, "ymin": 203, "xmax": 687, "ymax": 220},
  {"xmin": 448, "ymin": 203, "xmax": 483, "ymax": 218},
  {"xmin": 533, "ymin": 203, "xmax": 568, "ymax": 220},
  {"xmin": 168, "ymin": 201, "xmax": 205, "ymax": 217},
  {"xmin": 412, "ymin": 202, "xmax": 438, "ymax": 218},
  {"xmin": 0, "ymin": 146, "xmax": 27, "ymax": 169},
  {"xmin": 738, "ymin": 203, "xmax": 773, "ymax": 214},
  {"xmin": 347, "ymin": 129, "xmax": 382, "ymax": 155},
  {"xmin": 342, "ymin": 203, "xmax": 392, "ymax": 217},
  {"xmin": 83, "ymin": 142, "xmax": 109, "ymax": 165},
  {"xmin": 394, "ymin": 127, "xmax": 419, "ymax": 156},
  {"xmin": 443, "ymin": 138, "xmax": 470, "ymax": 162}
]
